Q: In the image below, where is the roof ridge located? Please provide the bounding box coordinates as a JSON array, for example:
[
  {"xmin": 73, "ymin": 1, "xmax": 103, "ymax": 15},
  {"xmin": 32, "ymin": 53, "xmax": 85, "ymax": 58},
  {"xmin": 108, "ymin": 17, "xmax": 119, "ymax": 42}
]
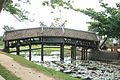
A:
[{"xmin": 5, "ymin": 27, "xmax": 96, "ymax": 34}]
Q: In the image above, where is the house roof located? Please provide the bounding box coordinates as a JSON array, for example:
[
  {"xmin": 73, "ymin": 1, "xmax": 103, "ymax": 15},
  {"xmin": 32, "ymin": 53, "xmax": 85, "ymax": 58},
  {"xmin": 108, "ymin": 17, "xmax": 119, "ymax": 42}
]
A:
[{"xmin": 4, "ymin": 27, "xmax": 99, "ymax": 41}]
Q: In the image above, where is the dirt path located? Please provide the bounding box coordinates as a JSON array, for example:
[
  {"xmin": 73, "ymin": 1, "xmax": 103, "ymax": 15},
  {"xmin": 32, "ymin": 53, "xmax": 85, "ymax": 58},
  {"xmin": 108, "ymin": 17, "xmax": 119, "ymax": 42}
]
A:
[
  {"xmin": 0, "ymin": 75, "xmax": 5, "ymax": 80},
  {"xmin": 0, "ymin": 53, "xmax": 56, "ymax": 80}
]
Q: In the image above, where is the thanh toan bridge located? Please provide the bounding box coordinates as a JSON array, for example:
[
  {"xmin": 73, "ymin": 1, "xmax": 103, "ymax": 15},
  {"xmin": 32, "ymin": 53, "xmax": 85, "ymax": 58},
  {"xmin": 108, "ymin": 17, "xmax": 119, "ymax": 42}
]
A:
[{"xmin": 3, "ymin": 27, "xmax": 99, "ymax": 61}]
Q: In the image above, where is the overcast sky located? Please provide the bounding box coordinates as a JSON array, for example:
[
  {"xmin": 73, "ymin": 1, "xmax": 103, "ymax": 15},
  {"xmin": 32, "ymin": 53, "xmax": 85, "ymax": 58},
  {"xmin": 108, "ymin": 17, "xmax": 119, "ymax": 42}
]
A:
[{"xmin": 0, "ymin": 0, "xmax": 119, "ymax": 36}]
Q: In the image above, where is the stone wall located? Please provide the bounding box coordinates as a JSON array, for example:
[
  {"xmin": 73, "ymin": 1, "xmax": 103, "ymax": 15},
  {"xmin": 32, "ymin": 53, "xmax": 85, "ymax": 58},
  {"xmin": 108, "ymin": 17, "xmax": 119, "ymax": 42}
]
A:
[{"xmin": 89, "ymin": 51, "xmax": 120, "ymax": 61}]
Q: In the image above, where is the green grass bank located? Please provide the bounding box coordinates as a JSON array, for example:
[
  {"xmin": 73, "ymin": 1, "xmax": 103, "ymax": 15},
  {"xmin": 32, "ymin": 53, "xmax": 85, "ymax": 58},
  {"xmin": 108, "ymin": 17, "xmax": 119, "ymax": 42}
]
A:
[
  {"xmin": 0, "ymin": 64, "xmax": 21, "ymax": 80},
  {"xmin": 0, "ymin": 51, "xmax": 81, "ymax": 80}
]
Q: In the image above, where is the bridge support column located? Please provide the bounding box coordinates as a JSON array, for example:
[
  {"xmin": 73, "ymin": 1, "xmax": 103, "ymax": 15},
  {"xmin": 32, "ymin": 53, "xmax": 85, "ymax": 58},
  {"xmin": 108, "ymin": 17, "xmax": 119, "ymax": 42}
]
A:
[
  {"xmin": 16, "ymin": 45, "xmax": 20, "ymax": 55},
  {"xmin": 4, "ymin": 41, "xmax": 9, "ymax": 53},
  {"xmin": 41, "ymin": 44, "xmax": 44, "ymax": 61},
  {"xmin": 85, "ymin": 48, "xmax": 88, "ymax": 60},
  {"xmin": 60, "ymin": 44, "xmax": 64, "ymax": 61},
  {"xmin": 81, "ymin": 48, "xmax": 84, "ymax": 60},
  {"xmin": 81, "ymin": 48, "xmax": 88, "ymax": 60},
  {"xmin": 29, "ymin": 45, "xmax": 31, "ymax": 61},
  {"xmin": 71, "ymin": 46, "xmax": 76, "ymax": 62}
]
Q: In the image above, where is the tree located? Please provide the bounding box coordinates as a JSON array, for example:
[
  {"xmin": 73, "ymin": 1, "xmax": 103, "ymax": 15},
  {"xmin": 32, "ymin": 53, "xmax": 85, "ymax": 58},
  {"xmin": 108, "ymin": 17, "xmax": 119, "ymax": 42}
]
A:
[
  {"xmin": 0, "ymin": 0, "xmax": 30, "ymax": 21},
  {"xmin": 77, "ymin": 0, "xmax": 120, "ymax": 48},
  {"xmin": 0, "ymin": 36, "xmax": 3, "ymax": 45},
  {"xmin": 42, "ymin": 0, "xmax": 73, "ymax": 9},
  {"xmin": 43, "ymin": 0, "xmax": 120, "ymax": 48},
  {"xmin": 80, "ymin": 1, "xmax": 120, "ymax": 38}
]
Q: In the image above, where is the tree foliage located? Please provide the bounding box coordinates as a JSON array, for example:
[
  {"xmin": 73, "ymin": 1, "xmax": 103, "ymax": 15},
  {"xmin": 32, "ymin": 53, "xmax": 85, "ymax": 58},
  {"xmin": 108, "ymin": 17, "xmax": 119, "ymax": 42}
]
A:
[
  {"xmin": 42, "ymin": 0, "xmax": 73, "ymax": 9},
  {"xmin": 79, "ymin": 0, "xmax": 120, "ymax": 39},
  {"xmin": 43, "ymin": 0, "xmax": 120, "ymax": 39},
  {"xmin": 0, "ymin": 36, "xmax": 3, "ymax": 45},
  {"xmin": 1, "ymin": 0, "xmax": 30, "ymax": 21}
]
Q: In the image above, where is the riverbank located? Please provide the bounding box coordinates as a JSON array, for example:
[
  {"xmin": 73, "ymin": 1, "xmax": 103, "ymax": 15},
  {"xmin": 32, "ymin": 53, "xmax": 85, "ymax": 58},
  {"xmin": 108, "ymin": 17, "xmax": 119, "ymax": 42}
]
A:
[{"xmin": 0, "ymin": 51, "xmax": 80, "ymax": 80}]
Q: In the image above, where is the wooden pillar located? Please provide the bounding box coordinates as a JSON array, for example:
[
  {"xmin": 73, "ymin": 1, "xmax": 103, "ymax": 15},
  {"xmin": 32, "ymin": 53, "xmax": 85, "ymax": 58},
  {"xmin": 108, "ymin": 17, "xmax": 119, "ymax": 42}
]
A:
[
  {"xmin": 81, "ymin": 48, "xmax": 88, "ymax": 60},
  {"xmin": 83, "ymin": 48, "xmax": 85, "ymax": 60},
  {"xmin": 60, "ymin": 44, "xmax": 64, "ymax": 61},
  {"xmin": 81, "ymin": 48, "xmax": 83, "ymax": 60},
  {"xmin": 16, "ymin": 45, "xmax": 20, "ymax": 55},
  {"xmin": 71, "ymin": 46, "xmax": 76, "ymax": 61},
  {"xmin": 41, "ymin": 44, "xmax": 44, "ymax": 61},
  {"xmin": 85, "ymin": 48, "xmax": 88, "ymax": 60},
  {"xmin": 84, "ymin": 48, "xmax": 86, "ymax": 60},
  {"xmin": 16, "ymin": 40, "xmax": 20, "ymax": 55},
  {"xmin": 29, "ymin": 45, "xmax": 31, "ymax": 61},
  {"xmin": 81, "ymin": 48, "xmax": 85, "ymax": 60},
  {"xmin": 86, "ymin": 49, "xmax": 87, "ymax": 60},
  {"xmin": 29, "ymin": 39, "xmax": 32, "ymax": 61},
  {"xmin": 73, "ymin": 46, "xmax": 76, "ymax": 60},
  {"xmin": 71, "ymin": 46, "xmax": 74, "ymax": 61},
  {"xmin": 4, "ymin": 41, "xmax": 9, "ymax": 53}
]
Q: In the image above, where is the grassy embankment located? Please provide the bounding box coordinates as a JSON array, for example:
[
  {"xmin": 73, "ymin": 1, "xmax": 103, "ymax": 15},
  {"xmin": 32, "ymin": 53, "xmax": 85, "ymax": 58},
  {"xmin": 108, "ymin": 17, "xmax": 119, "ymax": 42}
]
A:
[
  {"xmin": 0, "ymin": 64, "xmax": 21, "ymax": 80},
  {"xmin": 0, "ymin": 51, "xmax": 81, "ymax": 80},
  {"xmin": 0, "ymin": 41, "xmax": 3, "ymax": 49},
  {"xmin": 0, "ymin": 46, "xmax": 2, "ymax": 49},
  {"xmin": 0, "ymin": 43, "xmax": 21, "ymax": 80}
]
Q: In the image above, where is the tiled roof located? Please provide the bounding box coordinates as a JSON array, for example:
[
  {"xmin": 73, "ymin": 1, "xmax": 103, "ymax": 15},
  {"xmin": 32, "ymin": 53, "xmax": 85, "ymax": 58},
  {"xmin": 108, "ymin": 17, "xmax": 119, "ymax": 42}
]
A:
[{"xmin": 4, "ymin": 27, "xmax": 99, "ymax": 41}]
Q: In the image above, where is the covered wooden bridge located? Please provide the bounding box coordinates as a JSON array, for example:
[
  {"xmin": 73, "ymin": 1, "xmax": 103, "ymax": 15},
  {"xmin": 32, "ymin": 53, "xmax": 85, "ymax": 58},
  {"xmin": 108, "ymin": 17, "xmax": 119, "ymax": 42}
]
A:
[{"xmin": 3, "ymin": 27, "xmax": 99, "ymax": 61}]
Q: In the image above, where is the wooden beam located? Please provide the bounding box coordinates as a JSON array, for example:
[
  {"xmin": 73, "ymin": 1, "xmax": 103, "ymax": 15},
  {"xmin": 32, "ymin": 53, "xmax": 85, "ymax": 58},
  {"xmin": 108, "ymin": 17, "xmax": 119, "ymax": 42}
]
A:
[
  {"xmin": 9, "ymin": 48, "xmax": 41, "ymax": 53},
  {"xmin": 44, "ymin": 47, "xmax": 60, "ymax": 48}
]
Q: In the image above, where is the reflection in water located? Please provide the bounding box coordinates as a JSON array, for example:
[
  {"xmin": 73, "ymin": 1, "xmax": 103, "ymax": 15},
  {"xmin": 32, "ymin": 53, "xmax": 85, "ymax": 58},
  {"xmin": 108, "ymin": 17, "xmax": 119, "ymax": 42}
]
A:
[{"xmin": 23, "ymin": 52, "xmax": 120, "ymax": 80}]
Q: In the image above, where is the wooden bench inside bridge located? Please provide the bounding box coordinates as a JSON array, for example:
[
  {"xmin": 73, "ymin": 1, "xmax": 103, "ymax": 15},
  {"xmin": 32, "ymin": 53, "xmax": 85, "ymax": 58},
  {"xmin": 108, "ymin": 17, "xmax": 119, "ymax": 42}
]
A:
[{"xmin": 3, "ymin": 27, "xmax": 99, "ymax": 61}]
